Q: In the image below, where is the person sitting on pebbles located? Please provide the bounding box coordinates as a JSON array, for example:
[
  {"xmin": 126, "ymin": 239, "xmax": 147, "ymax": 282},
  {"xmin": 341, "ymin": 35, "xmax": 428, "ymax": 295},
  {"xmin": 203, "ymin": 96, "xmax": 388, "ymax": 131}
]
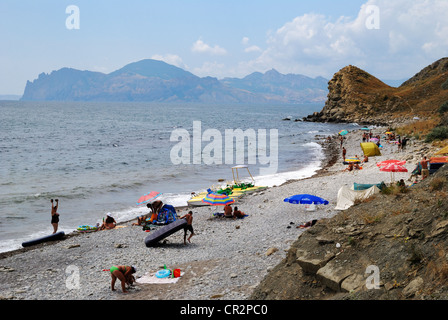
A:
[
  {"xmin": 132, "ymin": 214, "xmax": 147, "ymax": 226},
  {"xmin": 224, "ymin": 203, "xmax": 233, "ymax": 218},
  {"xmin": 99, "ymin": 212, "xmax": 116, "ymax": 230},
  {"xmin": 109, "ymin": 265, "xmax": 136, "ymax": 293},
  {"xmin": 343, "ymin": 162, "xmax": 354, "ymax": 172},
  {"xmin": 233, "ymin": 206, "xmax": 247, "ymax": 219}
]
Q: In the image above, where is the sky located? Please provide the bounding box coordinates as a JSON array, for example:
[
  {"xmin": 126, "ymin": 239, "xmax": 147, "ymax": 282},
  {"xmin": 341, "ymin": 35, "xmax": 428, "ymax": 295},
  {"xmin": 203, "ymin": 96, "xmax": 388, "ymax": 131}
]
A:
[{"xmin": 1, "ymin": 0, "xmax": 448, "ymax": 95}]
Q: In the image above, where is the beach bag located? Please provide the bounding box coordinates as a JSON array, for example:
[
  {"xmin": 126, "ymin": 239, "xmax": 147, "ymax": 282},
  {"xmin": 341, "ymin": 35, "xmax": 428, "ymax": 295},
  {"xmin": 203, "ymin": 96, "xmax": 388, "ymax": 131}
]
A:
[{"xmin": 157, "ymin": 204, "xmax": 177, "ymax": 224}]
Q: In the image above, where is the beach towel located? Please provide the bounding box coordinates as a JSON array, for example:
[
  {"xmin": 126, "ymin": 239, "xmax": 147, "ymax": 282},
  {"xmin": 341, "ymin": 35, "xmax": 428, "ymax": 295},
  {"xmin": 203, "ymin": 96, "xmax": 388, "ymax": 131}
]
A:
[{"xmin": 136, "ymin": 271, "xmax": 184, "ymax": 284}]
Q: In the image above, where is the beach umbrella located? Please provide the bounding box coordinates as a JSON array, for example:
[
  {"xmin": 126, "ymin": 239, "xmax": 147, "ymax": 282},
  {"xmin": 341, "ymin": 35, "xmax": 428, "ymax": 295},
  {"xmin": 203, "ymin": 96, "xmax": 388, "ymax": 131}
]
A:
[
  {"xmin": 338, "ymin": 130, "xmax": 348, "ymax": 136},
  {"xmin": 361, "ymin": 127, "xmax": 370, "ymax": 131},
  {"xmin": 202, "ymin": 192, "xmax": 235, "ymax": 206},
  {"xmin": 284, "ymin": 194, "xmax": 329, "ymax": 205},
  {"xmin": 137, "ymin": 191, "xmax": 162, "ymax": 205},
  {"xmin": 370, "ymin": 137, "xmax": 379, "ymax": 142},
  {"xmin": 376, "ymin": 159, "xmax": 406, "ymax": 167},
  {"xmin": 379, "ymin": 163, "xmax": 408, "ymax": 182}
]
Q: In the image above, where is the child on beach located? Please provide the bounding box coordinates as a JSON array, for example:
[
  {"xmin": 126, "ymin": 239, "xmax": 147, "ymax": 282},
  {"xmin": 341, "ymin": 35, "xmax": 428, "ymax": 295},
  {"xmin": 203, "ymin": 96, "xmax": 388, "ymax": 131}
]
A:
[
  {"xmin": 110, "ymin": 265, "xmax": 136, "ymax": 293},
  {"xmin": 132, "ymin": 214, "xmax": 147, "ymax": 226},
  {"xmin": 50, "ymin": 199, "xmax": 60, "ymax": 234},
  {"xmin": 180, "ymin": 211, "xmax": 195, "ymax": 244}
]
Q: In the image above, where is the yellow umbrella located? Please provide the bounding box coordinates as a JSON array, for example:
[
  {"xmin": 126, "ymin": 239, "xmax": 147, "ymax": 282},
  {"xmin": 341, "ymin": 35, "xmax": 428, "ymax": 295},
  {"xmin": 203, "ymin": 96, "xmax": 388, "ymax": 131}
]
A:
[{"xmin": 435, "ymin": 145, "xmax": 448, "ymax": 155}]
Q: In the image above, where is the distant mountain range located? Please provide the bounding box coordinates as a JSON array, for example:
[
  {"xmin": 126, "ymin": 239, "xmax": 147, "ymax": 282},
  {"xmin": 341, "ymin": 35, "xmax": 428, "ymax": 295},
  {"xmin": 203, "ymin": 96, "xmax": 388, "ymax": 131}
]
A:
[{"xmin": 21, "ymin": 59, "xmax": 329, "ymax": 104}]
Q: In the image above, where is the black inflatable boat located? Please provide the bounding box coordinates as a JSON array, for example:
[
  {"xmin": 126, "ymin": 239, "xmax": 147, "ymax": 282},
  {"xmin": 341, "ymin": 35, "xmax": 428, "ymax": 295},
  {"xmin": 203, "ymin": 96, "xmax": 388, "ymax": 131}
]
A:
[
  {"xmin": 145, "ymin": 219, "xmax": 187, "ymax": 247},
  {"xmin": 22, "ymin": 231, "xmax": 65, "ymax": 248}
]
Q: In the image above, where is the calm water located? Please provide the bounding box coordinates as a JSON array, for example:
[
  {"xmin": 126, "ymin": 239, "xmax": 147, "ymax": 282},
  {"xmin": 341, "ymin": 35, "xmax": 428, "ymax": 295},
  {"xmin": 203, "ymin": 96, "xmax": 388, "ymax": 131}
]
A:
[{"xmin": 0, "ymin": 101, "xmax": 356, "ymax": 252}]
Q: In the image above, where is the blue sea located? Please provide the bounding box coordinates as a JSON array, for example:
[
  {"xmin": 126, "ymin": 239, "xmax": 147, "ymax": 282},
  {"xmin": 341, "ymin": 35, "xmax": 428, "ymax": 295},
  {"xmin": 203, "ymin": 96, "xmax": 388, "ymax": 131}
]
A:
[{"xmin": 0, "ymin": 101, "xmax": 356, "ymax": 253}]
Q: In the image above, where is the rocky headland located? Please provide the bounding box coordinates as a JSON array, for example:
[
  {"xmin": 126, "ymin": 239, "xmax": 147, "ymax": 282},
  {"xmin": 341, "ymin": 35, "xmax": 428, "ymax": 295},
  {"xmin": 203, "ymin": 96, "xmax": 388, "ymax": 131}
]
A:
[{"xmin": 304, "ymin": 57, "xmax": 448, "ymax": 126}]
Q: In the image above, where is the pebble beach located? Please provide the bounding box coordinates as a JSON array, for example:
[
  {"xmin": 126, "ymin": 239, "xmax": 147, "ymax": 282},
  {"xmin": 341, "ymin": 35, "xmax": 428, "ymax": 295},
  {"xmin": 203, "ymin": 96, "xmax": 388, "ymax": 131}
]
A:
[{"xmin": 0, "ymin": 127, "xmax": 431, "ymax": 301}]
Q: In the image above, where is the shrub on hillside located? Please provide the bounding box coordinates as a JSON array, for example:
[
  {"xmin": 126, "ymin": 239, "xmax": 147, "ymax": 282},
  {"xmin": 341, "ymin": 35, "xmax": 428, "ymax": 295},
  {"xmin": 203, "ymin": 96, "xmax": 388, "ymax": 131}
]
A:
[
  {"xmin": 442, "ymin": 78, "xmax": 448, "ymax": 90},
  {"xmin": 439, "ymin": 101, "xmax": 448, "ymax": 114},
  {"xmin": 425, "ymin": 126, "xmax": 448, "ymax": 142}
]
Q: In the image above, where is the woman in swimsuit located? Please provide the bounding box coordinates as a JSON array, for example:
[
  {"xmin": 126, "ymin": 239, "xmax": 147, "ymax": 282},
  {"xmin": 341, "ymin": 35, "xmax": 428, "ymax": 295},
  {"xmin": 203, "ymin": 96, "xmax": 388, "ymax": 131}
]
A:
[
  {"xmin": 50, "ymin": 199, "xmax": 60, "ymax": 234},
  {"xmin": 110, "ymin": 265, "xmax": 136, "ymax": 293},
  {"xmin": 99, "ymin": 212, "xmax": 117, "ymax": 230}
]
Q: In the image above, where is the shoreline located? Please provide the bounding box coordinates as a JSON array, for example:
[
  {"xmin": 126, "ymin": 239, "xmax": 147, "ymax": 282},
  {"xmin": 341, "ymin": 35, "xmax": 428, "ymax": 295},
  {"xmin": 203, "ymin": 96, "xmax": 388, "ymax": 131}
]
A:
[
  {"xmin": 0, "ymin": 126, "xmax": 437, "ymax": 300},
  {"xmin": 0, "ymin": 135, "xmax": 336, "ymax": 261}
]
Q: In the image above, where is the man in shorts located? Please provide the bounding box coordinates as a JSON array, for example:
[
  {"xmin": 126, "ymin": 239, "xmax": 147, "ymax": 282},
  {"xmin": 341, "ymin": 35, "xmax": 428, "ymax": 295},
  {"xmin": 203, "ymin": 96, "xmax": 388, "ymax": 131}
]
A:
[
  {"xmin": 421, "ymin": 156, "xmax": 429, "ymax": 179},
  {"xmin": 180, "ymin": 211, "xmax": 195, "ymax": 244}
]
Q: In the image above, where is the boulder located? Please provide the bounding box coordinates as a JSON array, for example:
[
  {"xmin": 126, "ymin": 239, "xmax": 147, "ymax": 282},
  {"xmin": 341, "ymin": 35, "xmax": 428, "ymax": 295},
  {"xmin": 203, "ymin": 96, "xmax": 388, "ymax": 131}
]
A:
[
  {"xmin": 296, "ymin": 249, "xmax": 334, "ymax": 274},
  {"xmin": 316, "ymin": 259, "xmax": 354, "ymax": 292},
  {"xmin": 402, "ymin": 277, "xmax": 424, "ymax": 298}
]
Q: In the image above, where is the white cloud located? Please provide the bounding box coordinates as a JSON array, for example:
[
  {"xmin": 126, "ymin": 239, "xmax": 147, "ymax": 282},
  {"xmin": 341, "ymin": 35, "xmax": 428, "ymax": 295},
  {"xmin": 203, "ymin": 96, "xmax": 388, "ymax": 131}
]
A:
[
  {"xmin": 150, "ymin": 54, "xmax": 187, "ymax": 69},
  {"xmin": 244, "ymin": 45, "xmax": 262, "ymax": 53},
  {"xmin": 191, "ymin": 39, "xmax": 227, "ymax": 55},
  {"xmin": 241, "ymin": 36, "xmax": 262, "ymax": 53},
  {"xmin": 246, "ymin": 0, "xmax": 448, "ymax": 80}
]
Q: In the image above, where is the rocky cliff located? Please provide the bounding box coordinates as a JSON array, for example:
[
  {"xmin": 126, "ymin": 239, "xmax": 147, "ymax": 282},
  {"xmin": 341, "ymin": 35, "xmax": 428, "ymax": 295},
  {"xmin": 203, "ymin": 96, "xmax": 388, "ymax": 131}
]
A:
[{"xmin": 305, "ymin": 58, "xmax": 448, "ymax": 125}]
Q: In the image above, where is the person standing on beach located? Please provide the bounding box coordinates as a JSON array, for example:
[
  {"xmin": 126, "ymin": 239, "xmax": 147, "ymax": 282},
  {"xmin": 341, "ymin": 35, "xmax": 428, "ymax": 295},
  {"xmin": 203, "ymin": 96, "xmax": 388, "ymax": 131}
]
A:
[
  {"xmin": 401, "ymin": 137, "xmax": 408, "ymax": 151},
  {"xmin": 421, "ymin": 156, "xmax": 429, "ymax": 179},
  {"xmin": 110, "ymin": 265, "xmax": 136, "ymax": 293},
  {"xmin": 342, "ymin": 147, "xmax": 346, "ymax": 161},
  {"xmin": 50, "ymin": 199, "xmax": 60, "ymax": 234},
  {"xmin": 180, "ymin": 211, "xmax": 195, "ymax": 244},
  {"xmin": 147, "ymin": 200, "xmax": 163, "ymax": 220}
]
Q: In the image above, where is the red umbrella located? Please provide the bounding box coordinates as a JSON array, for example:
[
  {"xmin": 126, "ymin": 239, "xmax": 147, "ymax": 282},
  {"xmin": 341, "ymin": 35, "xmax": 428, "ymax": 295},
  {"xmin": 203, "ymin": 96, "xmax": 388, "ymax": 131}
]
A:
[
  {"xmin": 379, "ymin": 163, "xmax": 408, "ymax": 182},
  {"xmin": 376, "ymin": 159, "xmax": 406, "ymax": 167},
  {"xmin": 137, "ymin": 191, "xmax": 162, "ymax": 205},
  {"xmin": 380, "ymin": 163, "xmax": 408, "ymax": 172}
]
